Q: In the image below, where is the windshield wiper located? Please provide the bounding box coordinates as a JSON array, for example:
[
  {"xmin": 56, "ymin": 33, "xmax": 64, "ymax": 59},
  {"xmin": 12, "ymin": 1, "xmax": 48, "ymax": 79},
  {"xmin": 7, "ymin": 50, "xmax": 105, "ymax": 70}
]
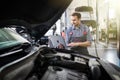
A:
[{"xmin": 8, "ymin": 42, "xmax": 31, "ymax": 52}]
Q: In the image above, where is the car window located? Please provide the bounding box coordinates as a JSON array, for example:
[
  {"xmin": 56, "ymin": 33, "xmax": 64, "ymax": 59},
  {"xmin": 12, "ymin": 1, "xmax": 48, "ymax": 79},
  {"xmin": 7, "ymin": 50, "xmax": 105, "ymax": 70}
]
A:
[
  {"xmin": 0, "ymin": 28, "xmax": 16, "ymax": 42},
  {"xmin": 0, "ymin": 28, "xmax": 29, "ymax": 50}
]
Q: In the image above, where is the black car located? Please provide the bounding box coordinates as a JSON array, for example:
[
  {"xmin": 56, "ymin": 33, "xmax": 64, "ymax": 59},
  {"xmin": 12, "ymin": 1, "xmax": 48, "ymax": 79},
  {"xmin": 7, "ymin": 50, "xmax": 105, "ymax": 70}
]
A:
[{"xmin": 0, "ymin": 0, "xmax": 120, "ymax": 80}]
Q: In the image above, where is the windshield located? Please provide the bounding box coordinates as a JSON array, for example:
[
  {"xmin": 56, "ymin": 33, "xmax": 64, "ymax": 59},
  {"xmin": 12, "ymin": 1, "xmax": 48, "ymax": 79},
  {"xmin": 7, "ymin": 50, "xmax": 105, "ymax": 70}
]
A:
[{"xmin": 0, "ymin": 28, "xmax": 30, "ymax": 50}]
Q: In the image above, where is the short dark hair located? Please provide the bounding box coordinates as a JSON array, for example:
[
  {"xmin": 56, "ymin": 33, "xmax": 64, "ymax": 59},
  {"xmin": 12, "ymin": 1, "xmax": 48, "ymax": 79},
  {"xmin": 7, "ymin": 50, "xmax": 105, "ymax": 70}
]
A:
[{"xmin": 71, "ymin": 12, "xmax": 81, "ymax": 19}]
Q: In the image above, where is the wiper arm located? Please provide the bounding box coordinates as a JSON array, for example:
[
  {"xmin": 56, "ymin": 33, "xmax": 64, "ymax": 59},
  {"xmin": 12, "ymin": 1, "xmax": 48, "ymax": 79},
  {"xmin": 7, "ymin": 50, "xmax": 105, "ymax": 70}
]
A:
[
  {"xmin": 8, "ymin": 42, "xmax": 31, "ymax": 52},
  {"xmin": 0, "ymin": 49, "xmax": 23, "ymax": 57}
]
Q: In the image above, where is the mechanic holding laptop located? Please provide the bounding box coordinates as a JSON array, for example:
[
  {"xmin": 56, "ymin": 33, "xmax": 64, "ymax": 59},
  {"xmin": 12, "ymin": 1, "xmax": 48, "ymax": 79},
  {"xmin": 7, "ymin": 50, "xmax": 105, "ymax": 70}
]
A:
[{"xmin": 65, "ymin": 12, "xmax": 92, "ymax": 60}]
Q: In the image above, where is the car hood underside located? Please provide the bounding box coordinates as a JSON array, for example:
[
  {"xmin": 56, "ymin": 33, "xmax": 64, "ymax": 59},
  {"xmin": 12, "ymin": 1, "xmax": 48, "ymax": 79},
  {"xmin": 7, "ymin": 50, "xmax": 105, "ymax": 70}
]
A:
[{"xmin": 0, "ymin": 0, "xmax": 72, "ymax": 39}]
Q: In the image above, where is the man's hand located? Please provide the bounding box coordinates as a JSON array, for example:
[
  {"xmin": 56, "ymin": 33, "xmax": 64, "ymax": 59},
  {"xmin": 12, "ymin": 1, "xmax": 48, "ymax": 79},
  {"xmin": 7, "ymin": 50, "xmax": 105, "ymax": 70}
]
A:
[{"xmin": 68, "ymin": 42, "xmax": 79, "ymax": 47}]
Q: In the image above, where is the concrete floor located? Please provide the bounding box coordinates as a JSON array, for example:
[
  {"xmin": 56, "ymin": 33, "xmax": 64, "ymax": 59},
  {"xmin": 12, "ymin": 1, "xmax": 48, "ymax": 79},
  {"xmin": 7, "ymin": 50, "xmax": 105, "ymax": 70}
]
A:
[{"xmin": 88, "ymin": 41, "xmax": 119, "ymax": 67}]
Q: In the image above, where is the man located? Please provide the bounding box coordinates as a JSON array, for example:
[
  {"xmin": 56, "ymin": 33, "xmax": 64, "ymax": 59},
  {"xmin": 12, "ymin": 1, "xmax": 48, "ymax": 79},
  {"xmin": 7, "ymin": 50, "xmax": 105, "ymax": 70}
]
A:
[
  {"xmin": 52, "ymin": 24, "xmax": 57, "ymax": 35},
  {"xmin": 65, "ymin": 12, "xmax": 92, "ymax": 56}
]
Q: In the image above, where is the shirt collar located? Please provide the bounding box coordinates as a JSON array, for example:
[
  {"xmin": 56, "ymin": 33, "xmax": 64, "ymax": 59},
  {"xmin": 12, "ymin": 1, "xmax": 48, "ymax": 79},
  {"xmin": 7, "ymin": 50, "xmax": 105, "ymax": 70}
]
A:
[{"xmin": 72, "ymin": 23, "xmax": 83, "ymax": 30}]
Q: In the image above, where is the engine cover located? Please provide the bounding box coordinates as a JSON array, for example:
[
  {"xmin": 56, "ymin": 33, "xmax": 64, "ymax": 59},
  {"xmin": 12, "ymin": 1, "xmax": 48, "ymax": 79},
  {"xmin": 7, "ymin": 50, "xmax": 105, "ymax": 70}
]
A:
[{"xmin": 41, "ymin": 66, "xmax": 88, "ymax": 80}]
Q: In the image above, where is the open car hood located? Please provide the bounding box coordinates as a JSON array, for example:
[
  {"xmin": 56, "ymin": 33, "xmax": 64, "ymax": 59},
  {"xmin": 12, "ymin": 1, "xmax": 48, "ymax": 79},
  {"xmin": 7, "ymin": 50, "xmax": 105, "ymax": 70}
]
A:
[{"xmin": 0, "ymin": 0, "xmax": 72, "ymax": 39}]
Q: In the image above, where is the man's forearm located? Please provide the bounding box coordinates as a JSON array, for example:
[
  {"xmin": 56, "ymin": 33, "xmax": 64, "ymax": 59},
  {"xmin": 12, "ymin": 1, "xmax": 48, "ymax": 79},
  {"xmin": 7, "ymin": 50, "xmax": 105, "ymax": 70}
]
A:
[
  {"xmin": 77, "ymin": 41, "xmax": 91, "ymax": 47},
  {"xmin": 68, "ymin": 41, "xmax": 91, "ymax": 47}
]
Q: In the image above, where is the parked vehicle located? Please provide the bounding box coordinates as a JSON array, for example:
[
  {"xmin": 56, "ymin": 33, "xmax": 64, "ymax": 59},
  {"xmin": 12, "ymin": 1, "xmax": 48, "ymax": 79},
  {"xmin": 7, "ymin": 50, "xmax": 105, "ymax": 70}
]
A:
[{"xmin": 0, "ymin": 0, "xmax": 120, "ymax": 80}]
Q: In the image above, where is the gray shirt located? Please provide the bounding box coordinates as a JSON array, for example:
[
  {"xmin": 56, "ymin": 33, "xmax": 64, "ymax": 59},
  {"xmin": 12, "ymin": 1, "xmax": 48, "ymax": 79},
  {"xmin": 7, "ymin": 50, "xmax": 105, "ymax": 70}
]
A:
[{"xmin": 65, "ymin": 23, "xmax": 92, "ymax": 45}]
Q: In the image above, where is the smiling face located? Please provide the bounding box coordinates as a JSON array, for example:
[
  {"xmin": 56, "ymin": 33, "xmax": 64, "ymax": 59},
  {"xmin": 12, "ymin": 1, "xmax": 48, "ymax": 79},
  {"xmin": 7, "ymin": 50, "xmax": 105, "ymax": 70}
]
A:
[{"xmin": 71, "ymin": 15, "xmax": 81, "ymax": 27}]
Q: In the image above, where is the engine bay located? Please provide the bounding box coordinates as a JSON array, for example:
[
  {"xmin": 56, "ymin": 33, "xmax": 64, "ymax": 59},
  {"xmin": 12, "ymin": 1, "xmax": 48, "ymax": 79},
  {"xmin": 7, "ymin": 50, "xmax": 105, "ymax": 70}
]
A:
[
  {"xmin": 25, "ymin": 46, "xmax": 103, "ymax": 80},
  {"xmin": 0, "ymin": 27, "xmax": 119, "ymax": 80}
]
